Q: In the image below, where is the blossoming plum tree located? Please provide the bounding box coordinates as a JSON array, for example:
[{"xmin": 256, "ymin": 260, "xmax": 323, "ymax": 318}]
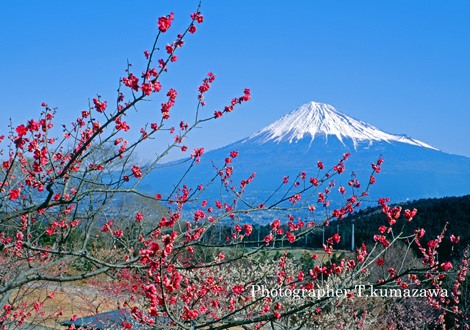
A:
[{"xmin": 0, "ymin": 3, "xmax": 467, "ymax": 329}]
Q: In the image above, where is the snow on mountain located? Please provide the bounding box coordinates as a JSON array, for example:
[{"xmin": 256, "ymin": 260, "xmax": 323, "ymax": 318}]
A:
[{"xmin": 248, "ymin": 101, "xmax": 437, "ymax": 150}]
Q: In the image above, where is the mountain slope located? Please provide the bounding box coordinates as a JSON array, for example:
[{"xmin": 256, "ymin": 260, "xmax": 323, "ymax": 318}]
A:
[{"xmin": 145, "ymin": 101, "xmax": 470, "ymax": 204}]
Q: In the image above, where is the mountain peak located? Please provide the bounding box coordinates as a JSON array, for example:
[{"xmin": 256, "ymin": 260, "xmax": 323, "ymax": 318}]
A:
[{"xmin": 248, "ymin": 101, "xmax": 437, "ymax": 150}]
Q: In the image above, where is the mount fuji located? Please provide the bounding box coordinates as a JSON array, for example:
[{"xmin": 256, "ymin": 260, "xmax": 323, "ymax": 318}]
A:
[
  {"xmin": 249, "ymin": 102, "xmax": 436, "ymax": 150},
  {"xmin": 146, "ymin": 101, "xmax": 470, "ymax": 203}
]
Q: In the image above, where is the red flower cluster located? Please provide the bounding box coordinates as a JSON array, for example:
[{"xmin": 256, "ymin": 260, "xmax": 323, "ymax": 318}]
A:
[
  {"xmin": 158, "ymin": 12, "xmax": 174, "ymax": 33},
  {"xmin": 190, "ymin": 11, "xmax": 204, "ymax": 23},
  {"xmin": 161, "ymin": 88, "xmax": 177, "ymax": 120},
  {"xmin": 327, "ymin": 233, "xmax": 341, "ymax": 245},
  {"xmin": 132, "ymin": 165, "xmax": 142, "ymax": 178},
  {"xmin": 404, "ymin": 208, "xmax": 417, "ymax": 221},
  {"xmin": 93, "ymin": 98, "xmax": 107, "ymax": 113},
  {"xmin": 16, "ymin": 124, "xmax": 28, "ymax": 137},
  {"xmin": 9, "ymin": 189, "xmax": 20, "ymax": 201},
  {"xmin": 214, "ymin": 88, "xmax": 251, "ymax": 119},
  {"xmin": 197, "ymin": 72, "xmax": 215, "ymax": 101},
  {"xmin": 191, "ymin": 148, "xmax": 204, "ymax": 164},
  {"xmin": 122, "ymin": 73, "xmax": 139, "ymax": 91},
  {"xmin": 135, "ymin": 213, "xmax": 144, "ymax": 222}
]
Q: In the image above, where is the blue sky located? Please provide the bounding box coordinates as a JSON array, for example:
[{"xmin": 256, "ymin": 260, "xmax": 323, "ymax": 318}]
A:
[{"xmin": 1, "ymin": 1, "xmax": 469, "ymax": 160}]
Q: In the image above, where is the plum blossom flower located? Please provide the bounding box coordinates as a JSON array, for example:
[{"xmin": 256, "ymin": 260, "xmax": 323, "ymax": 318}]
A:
[
  {"xmin": 93, "ymin": 98, "xmax": 107, "ymax": 112},
  {"xmin": 158, "ymin": 13, "xmax": 174, "ymax": 32},
  {"xmin": 9, "ymin": 189, "xmax": 20, "ymax": 200},
  {"xmin": 131, "ymin": 165, "xmax": 142, "ymax": 178}
]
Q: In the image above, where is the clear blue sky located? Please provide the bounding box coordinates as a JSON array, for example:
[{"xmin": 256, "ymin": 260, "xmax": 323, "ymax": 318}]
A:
[{"xmin": 1, "ymin": 1, "xmax": 469, "ymax": 160}]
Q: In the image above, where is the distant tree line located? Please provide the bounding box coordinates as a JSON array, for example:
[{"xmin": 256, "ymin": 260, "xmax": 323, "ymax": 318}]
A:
[{"xmin": 207, "ymin": 195, "xmax": 470, "ymax": 258}]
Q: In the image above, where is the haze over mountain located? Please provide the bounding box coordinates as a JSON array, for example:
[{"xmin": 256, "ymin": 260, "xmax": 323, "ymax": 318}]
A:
[{"xmin": 146, "ymin": 101, "xmax": 470, "ymax": 204}]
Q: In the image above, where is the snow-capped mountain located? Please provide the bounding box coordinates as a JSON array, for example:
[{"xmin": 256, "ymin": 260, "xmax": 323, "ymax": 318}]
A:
[
  {"xmin": 249, "ymin": 101, "xmax": 436, "ymax": 150},
  {"xmin": 146, "ymin": 101, "xmax": 470, "ymax": 206}
]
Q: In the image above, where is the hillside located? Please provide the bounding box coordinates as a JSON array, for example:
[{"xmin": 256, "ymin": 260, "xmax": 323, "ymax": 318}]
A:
[
  {"xmin": 145, "ymin": 101, "xmax": 470, "ymax": 207},
  {"xmin": 321, "ymin": 194, "xmax": 470, "ymax": 258}
]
